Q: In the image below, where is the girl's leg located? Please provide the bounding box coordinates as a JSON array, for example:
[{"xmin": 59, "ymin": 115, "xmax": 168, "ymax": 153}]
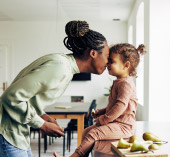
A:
[
  {"xmin": 72, "ymin": 123, "xmax": 133, "ymax": 157},
  {"xmin": 74, "ymin": 126, "xmax": 109, "ymax": 157},
  {"xmin": 0, "ymin": 134, "xmax": 32, "ymax": 157},
  {"xmin": 81, "ymin": 124, "xmax": 96, "ymax": 142},
  {"xmin": 70, "ymin": 125, "xmax": 96, "ymax": 157}
]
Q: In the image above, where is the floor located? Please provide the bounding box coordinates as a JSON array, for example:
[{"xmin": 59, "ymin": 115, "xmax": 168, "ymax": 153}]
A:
[
  {"xmin": 30, "ymin": 131, "xmax": 77, "ymax": 157},
  {"xmin": 30, "ymin": 119, "xmax": 92, "ymax": 157}
]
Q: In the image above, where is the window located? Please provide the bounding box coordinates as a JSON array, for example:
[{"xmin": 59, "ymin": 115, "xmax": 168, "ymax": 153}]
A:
[{"xmin": 136, "ymin": 2, "xmax": 144, "ymax": 105}]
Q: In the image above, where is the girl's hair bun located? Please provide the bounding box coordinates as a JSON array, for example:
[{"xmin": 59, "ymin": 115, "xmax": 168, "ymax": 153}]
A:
[
  {"xmin": 65, "ymin": 20, "xmax": 89, "ymax": 37},
  {"xmin": 137, "ymin": 44, "xmax": 147, "ymax": 55}
]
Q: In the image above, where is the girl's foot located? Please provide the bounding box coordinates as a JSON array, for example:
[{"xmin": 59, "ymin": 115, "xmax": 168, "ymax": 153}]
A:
[{"xmin": 53, "ymin": 152, "xmax": 63, "ymax": 157}]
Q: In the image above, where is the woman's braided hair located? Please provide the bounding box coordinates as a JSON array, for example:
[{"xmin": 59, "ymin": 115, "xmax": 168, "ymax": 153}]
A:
[
  {"xmin": 109, "ymin": 43, "xmax": 147, "ymax": 77},
  {"xmin": 64, "ymin": 20, "xmax": 106, "ymax": 58}
]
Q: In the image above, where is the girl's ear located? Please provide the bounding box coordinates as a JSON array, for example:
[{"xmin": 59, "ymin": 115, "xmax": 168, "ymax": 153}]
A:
[
  {"xmin": 89, "ymin": 49, "xmax": 97, "ymax": 58},
  {"xmin": 124, "ymin": 61, "xmax": 131, "ymax": 69}
]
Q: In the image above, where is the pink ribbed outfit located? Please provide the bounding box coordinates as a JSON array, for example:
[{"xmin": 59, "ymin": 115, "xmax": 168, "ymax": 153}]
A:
[{"xmin": 75, "ymin": 77, "xmax": 138, "ymax": 156}]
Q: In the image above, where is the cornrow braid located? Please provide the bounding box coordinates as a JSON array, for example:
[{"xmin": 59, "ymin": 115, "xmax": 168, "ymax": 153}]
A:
[
  {"xmin": 84, "ymin": 30, "xmax": 105, "ymax": 50},
  {"xmin": 64, "ymin": 20, "xmax": 106, "ymax": 57},
  {"xmin": 109, "ymin": 43, "xmax": 147, "ymax": 77}
]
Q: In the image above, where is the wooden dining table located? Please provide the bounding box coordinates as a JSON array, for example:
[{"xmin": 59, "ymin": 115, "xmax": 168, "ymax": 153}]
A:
[
  {"xmin": 44, "ymin": 102, "xmax": 91, "ymax": 146},
  {"xmin": 93, "ymin": 121, "xmax": 170, "ymax": 156}
]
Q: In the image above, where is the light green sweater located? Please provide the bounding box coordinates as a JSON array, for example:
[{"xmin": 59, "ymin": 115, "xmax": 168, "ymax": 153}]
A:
[{"xmin": 0, "ymin": 53, "xmax": 79, "ymax": 150}]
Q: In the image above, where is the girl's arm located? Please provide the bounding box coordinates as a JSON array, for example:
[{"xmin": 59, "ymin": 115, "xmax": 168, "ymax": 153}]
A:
[{"xmin": 96, "ymin": 81, "xmax": 133, "ymax": 126}]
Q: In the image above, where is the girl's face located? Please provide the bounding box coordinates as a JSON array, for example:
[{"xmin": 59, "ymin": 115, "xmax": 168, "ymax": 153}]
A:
[
  {"xmin": 92, "ymin": 42, "xmax": 109, "ymax": 74},
  {"xmin": 107, "ymin": 53, "xmax": 127, "ymax": 78}
]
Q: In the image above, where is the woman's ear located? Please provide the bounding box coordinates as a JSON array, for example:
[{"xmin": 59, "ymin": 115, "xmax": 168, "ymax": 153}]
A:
[{"xmin": 89, "ymin": 49, "xmax": 97, "ymax": 58}]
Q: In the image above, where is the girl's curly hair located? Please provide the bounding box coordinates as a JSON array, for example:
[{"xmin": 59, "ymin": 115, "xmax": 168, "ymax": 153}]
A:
[{"xmin": 109, "ymin": 43, "xmax": 147, "ymax": 76}]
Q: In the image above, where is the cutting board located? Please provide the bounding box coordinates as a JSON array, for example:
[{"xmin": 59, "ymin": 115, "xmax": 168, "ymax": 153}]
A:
[{"xmin": 111, "ymin": 141, "xmax": 168, "ymax": 157}]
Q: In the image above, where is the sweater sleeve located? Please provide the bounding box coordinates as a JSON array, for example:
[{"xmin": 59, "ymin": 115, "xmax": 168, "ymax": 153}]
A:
[
  {"xmin": 1, "ymin": 62, "xmax": 68, "ymax": 128},
  {"xmin": 98, "ymin": 81, "xmax": 133, "ymax": 125}
]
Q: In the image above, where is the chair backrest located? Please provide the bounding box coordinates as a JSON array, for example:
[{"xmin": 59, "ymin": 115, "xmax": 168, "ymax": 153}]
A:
[
  {"xmin": 67, "ymin": 99, "xmax": 97, "ymax": 129},
  {"xmin": 87, "ymin": 99, "xmax": 96, "ymax": 126}
]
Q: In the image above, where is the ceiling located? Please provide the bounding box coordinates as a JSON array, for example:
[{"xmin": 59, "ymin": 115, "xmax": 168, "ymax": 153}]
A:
[{"xmin": 0, "ymin": 0, "xmax": 135, "ymax": 21}]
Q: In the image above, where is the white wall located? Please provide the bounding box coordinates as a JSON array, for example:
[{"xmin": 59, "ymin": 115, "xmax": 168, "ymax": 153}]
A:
[{"xmin": 0, "ymin": 20, "xmax": 127, "ymax": 108}]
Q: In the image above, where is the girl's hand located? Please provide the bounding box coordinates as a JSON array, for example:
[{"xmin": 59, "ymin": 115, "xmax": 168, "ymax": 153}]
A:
[
  {"xmin": 91, "ymin": 109, "xmax": 99, "ymax": 118},
  {"xmin": 94, "ymin": 118, "xmax": 101, "ymax": 126}
]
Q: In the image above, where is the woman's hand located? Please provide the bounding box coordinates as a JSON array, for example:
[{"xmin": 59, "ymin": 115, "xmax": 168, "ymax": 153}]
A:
[
  {"xmin": 40, "ymin": 114, "xmax": 64, "ymax": 137},
  {"xmin": 41, "ymin": 114, "xmax": 59, "ymax": 126},
  {"xmin": 40, "ymin": 121, "xmax": 64, "ymax": 137}
]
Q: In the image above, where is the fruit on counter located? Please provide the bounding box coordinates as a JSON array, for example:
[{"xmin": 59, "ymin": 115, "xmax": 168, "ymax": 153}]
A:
[
  {"xmin": 148, "ymin": 144, "xmax": 160, "ymax": 150},
  {"xmin": 130, "ymin": 140, "xmax": 149, "ymax": 152},
  {"xmin": 117, "ymin": 138, "xmax": 131, "ymax": 148},
  {"xmin": 129, "ymin": 135, "xmax": 141, "ymax": 143},
  {"xmin": 143, "ymin": 132, "xmax": 162, "ymax": 142},
  {"xmin": 143, "ymin": 140, "xmax": 153, "ymax": 145}
]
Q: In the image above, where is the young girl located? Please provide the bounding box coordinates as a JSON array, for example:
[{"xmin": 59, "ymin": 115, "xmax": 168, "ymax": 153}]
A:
[{"xmin": 54, "ymin": 43, "xmax": 146, "ymax": 157}]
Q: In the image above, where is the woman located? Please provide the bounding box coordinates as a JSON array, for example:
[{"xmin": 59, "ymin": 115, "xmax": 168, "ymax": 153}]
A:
[{"xmin": 0, "ymin": 20, "xmax": 109, "ymax": 157}]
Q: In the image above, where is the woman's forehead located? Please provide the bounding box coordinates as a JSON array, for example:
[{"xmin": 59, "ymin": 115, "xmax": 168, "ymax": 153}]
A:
[{"xmin": 103, "ymin": 42, "xmax": 109, "ymax": 54}]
